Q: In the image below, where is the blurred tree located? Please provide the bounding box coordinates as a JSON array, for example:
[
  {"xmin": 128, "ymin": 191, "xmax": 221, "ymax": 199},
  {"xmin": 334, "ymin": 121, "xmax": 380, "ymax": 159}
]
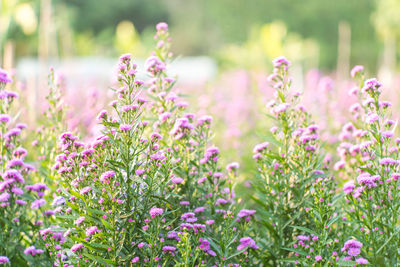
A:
[
  {"xmin": 62, "ymin": 0, "xmax": 169, "ymax": 34},
  {"xmin": 164, "ymin": 0, "xmax": 379, "ymax": 70},
  {"xmin": 372, "ymin": 0, "xmax": 400, "ymax": 80},
  {"xmin": 0, "ymin": 0, "xmax": 390, "ymax": 71}
]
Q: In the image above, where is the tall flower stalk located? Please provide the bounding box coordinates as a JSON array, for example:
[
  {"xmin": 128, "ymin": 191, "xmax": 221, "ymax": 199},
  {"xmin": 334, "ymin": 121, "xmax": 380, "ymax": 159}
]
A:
[
  {"xmin": 0, "ymin": 68, "xmax": 49, "ymax": 265},
  {"xmin": 336, "ymin": 66, "xmax": 400, "ymax": 266},
  {"xmin": 252, "ymin": 58, "xmax": 341, "ymax": 266}
]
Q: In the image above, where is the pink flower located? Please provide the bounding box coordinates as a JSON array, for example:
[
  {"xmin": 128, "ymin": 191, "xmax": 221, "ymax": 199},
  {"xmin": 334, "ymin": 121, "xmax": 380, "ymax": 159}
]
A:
[
  {"xmin": 237, "ymin": 209, "xmax": 256, "ymax": 218},
  {"xmin": 237, "ymin": 237, "xmax": 258, "ymax": 251},
  {"xmin": 100, "ymin": 171, "xmax": 116, "ymax": 183},
  {"xmin": 171, "ymin": 177, "xmax": 184, "ymax": 184},
  {"xmin": 86, "ymin": 226, "xmax": 98, "ymax": 237},
  {"xmin": 80, "ymin": 186, "xmax": 92, "ymax": 194},
  {"xmin": 272, "ymin": 56, "xmax": 291, "ymax": 70},
  {"xmin": 149, "ymin": 207, "xmax": 163, "ymax": 218},
  {"xmin": 350, "ymin": 65, "xmax": 364, "ymax": 78},
  {"xmin": 226, "ymin": 162, "xmax": 239, "ymax": 171},
  {"xmin": 341, "ymin": 239, "xmax": 362, "ymax": 257},
  {"xmin": 135, "ymin": 169, "xmax": 145, "ymax": 175},
  {"xmin": 356, "ymin": 257, "xmax": 368, "ymax": 265},
  {"xmin": 0, "ymin": 256, "xmax": 9, "ymax": 264},
  {"xmin": 156, "ymin": 22, "xmax": 168, "ymax": 32},
  {"xmin": 343, "ymin": 181, "xmax": 355, "ymax": 194},
  {"xmin": 71, "ymin": 243, "xmax": 84, "ymax": 252},
  {"xmin": 119, "ymin": 124, "xmax": 132, "ymax": 131},
  {"xmin": 74, "ymin": 216, "xmax": 85, "ymax": 226},
  {"xmin": 0, "ymin": 68, "xmax": 12, "ymax": 84}
]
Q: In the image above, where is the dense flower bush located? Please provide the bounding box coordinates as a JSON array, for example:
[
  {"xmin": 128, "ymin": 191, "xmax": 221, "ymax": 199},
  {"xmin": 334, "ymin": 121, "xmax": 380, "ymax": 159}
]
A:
[
  {"xmin": 250, "ymin": 57, "xmax": 343, "ymax": 266},
  {"xmin": 335, "ymin": 66, "xmax": 400, "ymax": 266},
  {"xmin": 0, "ymin": 69, "xmax": 50, "ymax": 265},
  {"xmin": 40, "ymin": 23, "xmax": 258, "ymax": 266},
  {"xmin": 2, "ymin": 21, "xmax": 400, "ymax": 267}
]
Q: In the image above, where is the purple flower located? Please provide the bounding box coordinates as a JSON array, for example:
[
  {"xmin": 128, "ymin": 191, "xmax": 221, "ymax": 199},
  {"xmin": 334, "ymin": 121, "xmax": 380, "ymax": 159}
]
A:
[
  {"xmin": 80, "ymin": 186, "xmax": 92, "ymax": 195},
  {"xmin": 162, "ymin": 246, "xmax": 176, "ymax": 253},
  {"xmin": 74, "ymin": 216, "xmax": 85, "ymax": 226},
  {"xmin": 215, "ymin": 198, "xmax": 228, "ymax": 205},
  {"xmin": 159, "ymin": 112, "xmax": 171, "ymax": 122},
  {"xmin": 237, "ymin": 209, "xmax": 256, "ymax": 218},
  {"xmin": 253, "ymin": 142, "xmax": 269, "ymax": 153},
  {"xmin": 297, "ymin": 235, "xmax": 310, "ymax": 241},
  {"xmin": 379, "ymin": 157, "xmax": 397, "ymax": 165},
  {"xmin": 0, "ymin": 256, "xmax": 9, "ymax": 264},
  {"xmin": 7, "ymin": 159, "xmax": 24, "ymax": 169},
  {"xmin": 149, "ymin": 207, "xmax": 163, "ymax": 218},
  {"xmin": 156, "ymin": 22, "xmax": 168, "ymax": 32},
  {"xmin": 71, "ymin": 243, "xmax": 84, "ymax": 252},
  {"xmin": 194, "ymin": 207, "xmax": 205, "ymax": 213},
  {"xmin": 361, "ymin": 78, "xmax": 382, "ymax": 93},
  {"xmin": 343, "ymin": 181, "xmax": 355, "ymax": 194},
  {"xmin": 0, "ymin": 192, "xmax": 10, "ymax": 202},
  {"xmin": 0, "ymin": 114, "xmax": 10, "ymax": 124},
  {"xmin": 0, "ymin": 68, "xmax": 12, "ymax": 84},
  {"xmin": 119, "ymin": 124, "xmax": 132, "ymax": 131},
  {"xmin": 365, "ymin": 113, "xmax": 379, "ymax": 124},
  {"xmin": 100, "ymin": 171, "xmax": 116, "ymax": 182},
  {"xmin": 97, "ymin": 110, "xmax": 107, "ymax": 120},
  {"xmin": 334, "ymin": 160, "xmax": 346, "ymax": 171},
  {"xmin": 145, "ymin": 56, "xmax": 166, "ymax": 74},
  {"xmin": 13, "ymin": 147, "xmax": 27, "ymax": 158},
  {"xmin": 24, "ymin": 246, "xmax": 44, "ymax": 256},
  {"xmin": 120, "ymin": 53, "xmax": 131, "ymax": 62},
  {"xmin": 3, "ymin": 169, "xmax": 25, "ymax": 184},
  {"xmin": 181, "ymin": 212, "xmax": 195, "ymax": 220},
  {"xmin": 197, "ymin": 115, "xmax": 213, "ymax": 126},
  {"xmin": 350, "ymin": 65, "xmax": 364, "ymax": 78},
  {"xmin": 27, "ymin": 183, "xmax": 49, "ymax": 192},
  {"xmin": 31, "ymin": 199, "xmax": 46, "ymax": 209},
  {"xmin": 167, "ymin": 231, "xmax": 180, "ymax": 241},
  {"xmin": 15, "ymin": 199, "xmax": 27, "ymax": 205},
  {"xmin": 272, "ymin": 56, "xmax": 291, "ymax": 70},
  {"xmin": 357, "ymin": 173, "xmax": 379, "ymax": 188},
  {"xmin": 86, "ymin": 226, "xmax": 98, "ymax": 237},
  {"xmin": 273, "ymin": 103, "xmax": 290, "ymax": 114},
  {"xmin": 237, "ymin": 237, "xmax": 258, "ymax": 251},
  {"xmin": 315, "ymin": 255, "xmax": 322, "ymax": 262},
  {"xmin": 171, "ymin": 177, "xmax": 184, "ymax": 184},
  {"xmin": 135, "ymin": 169, "xmax": 145, "ymax": 175},
  {"xmin": 382, "ymin": 131, "xmax": 394, "ymax": 138},
  {"xmin": 226, "ymin": 162, "xmax": 240, "ymax": 171},
  {"xmin": 341, "ymin": 239, "xmax": 362, "ymax": 257},
  {"xmin": 356, "ymin": 257, "xmax": 368, "ymax": 265},
  {"xmin": 52, "ymin": 196, "xmax": 65, "ymax": 206}
]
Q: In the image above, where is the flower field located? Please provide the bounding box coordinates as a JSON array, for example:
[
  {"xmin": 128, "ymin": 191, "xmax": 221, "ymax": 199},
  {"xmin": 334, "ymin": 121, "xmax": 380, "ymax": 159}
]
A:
[{"xmin": 1, "ymin": 22, "xmax": 400, "ymax": 266}]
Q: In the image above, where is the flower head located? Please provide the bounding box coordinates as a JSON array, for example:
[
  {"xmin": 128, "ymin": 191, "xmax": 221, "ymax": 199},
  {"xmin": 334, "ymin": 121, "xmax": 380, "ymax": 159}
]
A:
[
  {"xmin": 149, "ymin": 207, "xmax": 163, "ymax": 218},
  {"xmin": 0, "ymin": 68, "xmax": 12, "ymax": 84}
]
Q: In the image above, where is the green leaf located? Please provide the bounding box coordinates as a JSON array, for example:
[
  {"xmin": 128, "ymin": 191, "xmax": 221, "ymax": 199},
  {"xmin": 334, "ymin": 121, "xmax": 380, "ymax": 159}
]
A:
[
  {"xmin": 101, "ymin": 219, "xmax": 114, "ymax": 230},
  {"xmin": 290, "ymin": 225, "xmax": 318, "ymax": 237},
  {"xmin": 281, "ymin": 247, "xmax": 307, "ymax": 256},
  {"xmin": 83, "ymin": 253, "xmax": 115, "ymax": 265},
  {"xmin": 337, "ymin": 260, "xmax": 357, "ymax": 266}
]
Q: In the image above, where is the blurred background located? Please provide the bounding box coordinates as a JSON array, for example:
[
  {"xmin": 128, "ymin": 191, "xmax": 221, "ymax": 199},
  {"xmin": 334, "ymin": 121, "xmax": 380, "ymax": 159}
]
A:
[{"xmin": 1, "ymin": 0, "xmax": 400, "ymax": 174}]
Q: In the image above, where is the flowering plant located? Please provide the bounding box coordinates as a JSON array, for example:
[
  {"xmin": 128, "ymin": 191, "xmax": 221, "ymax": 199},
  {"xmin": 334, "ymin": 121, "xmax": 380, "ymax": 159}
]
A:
[
  {"xmin": 336, "ymin": 66, "xmax": 399, "ymax": 266},
  {"xmin": 0, "ymin": 69, "xmax": 49, "ymax": 265},
  {"xmin": 251, "ymin": 57, "xmax": 343, "ymax": 266},
  {"xmin": 44, "ymin": 23, "xmax": 257, "ymax": 266}
]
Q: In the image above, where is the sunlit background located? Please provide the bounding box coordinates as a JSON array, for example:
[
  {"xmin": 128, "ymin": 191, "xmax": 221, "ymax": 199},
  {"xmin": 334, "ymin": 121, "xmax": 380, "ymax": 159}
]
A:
[{"xmin": 2, "ymin": 0, "xmax": 400, "ymax": 174}]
